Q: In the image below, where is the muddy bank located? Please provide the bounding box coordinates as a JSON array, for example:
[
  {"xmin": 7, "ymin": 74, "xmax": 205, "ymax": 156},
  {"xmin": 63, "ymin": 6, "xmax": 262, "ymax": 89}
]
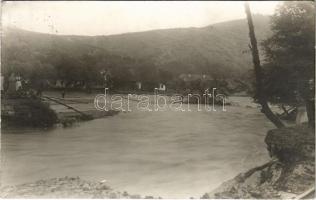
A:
[
  {"xmin": 42, "ymin": 95, "xmax": 120, "ymax": 126},
  {"xmin": 58, "ymin": 109, "xmax": 119, "ymax": 127},
  {"xmin": 0, "ymin": 176, "xmax": 159, "ymax": 199},
  {"xmin": 204, "ymin": 125, "xmax": 315, "ymax": 199}
]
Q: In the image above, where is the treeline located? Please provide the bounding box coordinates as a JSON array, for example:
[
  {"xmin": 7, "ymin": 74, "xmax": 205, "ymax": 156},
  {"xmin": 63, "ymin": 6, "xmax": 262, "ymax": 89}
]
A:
[
  {"xmin": 2, "ymin": 15, "xmax": 272, "ymax": 93},
  {"xmin": 2, "ymin": 42, "xmax": 170, "ymax": 91},
  {"xmin": 2, "ymin": 36, "xmax": 248, "ymax": 93}
]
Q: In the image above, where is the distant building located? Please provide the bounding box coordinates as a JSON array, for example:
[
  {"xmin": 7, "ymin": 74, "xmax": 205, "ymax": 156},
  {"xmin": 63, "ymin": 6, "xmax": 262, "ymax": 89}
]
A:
[
  {"xmin": 158, "ymin": 83, "xmax": 166, "ymax": 91},
  {"xmin": 15, "ymin": 76, "xmax": 22, "ymax": 91},
  {"xmin": 136, "ymin": 82, "xmax": 142, "ymax": 90},
  {"xmin": 296, "ymin": 106, "xmax": 308, "ymax": 125},
  {"xmin": 101, "ymin": 69, "xmax": 111, "ymax": 82}
]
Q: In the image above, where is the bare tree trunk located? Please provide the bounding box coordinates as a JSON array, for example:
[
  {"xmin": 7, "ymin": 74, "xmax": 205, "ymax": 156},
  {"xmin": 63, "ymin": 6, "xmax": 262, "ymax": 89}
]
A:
[{"xmin": 244, "ymin": 3, "xmax": 285, "ymax": 128}]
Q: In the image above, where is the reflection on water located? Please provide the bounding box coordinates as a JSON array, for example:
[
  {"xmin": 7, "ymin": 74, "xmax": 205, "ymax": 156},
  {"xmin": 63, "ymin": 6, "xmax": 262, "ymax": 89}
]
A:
[{"xmin": 1, "ymin": 97, "xmax": 274, "ymax": 198}]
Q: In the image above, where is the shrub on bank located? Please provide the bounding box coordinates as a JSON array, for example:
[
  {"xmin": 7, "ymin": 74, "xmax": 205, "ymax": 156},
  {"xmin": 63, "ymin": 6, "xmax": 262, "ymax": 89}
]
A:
[{"xmin": 12, "ymin": 97, "xmax": 58, "ymax": 127}]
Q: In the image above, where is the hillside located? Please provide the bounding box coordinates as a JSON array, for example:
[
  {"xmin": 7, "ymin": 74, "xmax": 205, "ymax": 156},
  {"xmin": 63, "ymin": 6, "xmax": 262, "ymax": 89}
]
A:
[
  {"xmin": 2, "ymin": 15, "xmax": 271, "ymax": 88},
  {"xmin": 89, "ymin": 14, "xmax": 271, "ymax": 76}
]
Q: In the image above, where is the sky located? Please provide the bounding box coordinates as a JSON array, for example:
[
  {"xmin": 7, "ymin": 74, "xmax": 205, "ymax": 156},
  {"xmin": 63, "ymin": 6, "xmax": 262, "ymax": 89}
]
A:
[{"xmin": 2, "ymin": 1, "xmax": 282, "ymax": 36}]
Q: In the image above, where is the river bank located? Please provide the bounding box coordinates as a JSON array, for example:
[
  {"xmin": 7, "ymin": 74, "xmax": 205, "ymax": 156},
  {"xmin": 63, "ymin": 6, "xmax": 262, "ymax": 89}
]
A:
[
  {"xmin": 205, "ymin": 124, "xmax": 315, "ymax": 199},
  {"xmin": 1, "ymin": 91, "xmax": 120, "ymax": 128}
]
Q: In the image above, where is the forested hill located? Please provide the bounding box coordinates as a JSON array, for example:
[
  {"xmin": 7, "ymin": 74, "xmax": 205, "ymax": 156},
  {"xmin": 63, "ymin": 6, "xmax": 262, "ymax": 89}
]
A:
[
  {"xmin": 88, "ymin": 14, "xmax": 271, "ymax": 76},
  {"xmin": 2, "ymin": 15, "xmax": 271, "ymax": 84}
]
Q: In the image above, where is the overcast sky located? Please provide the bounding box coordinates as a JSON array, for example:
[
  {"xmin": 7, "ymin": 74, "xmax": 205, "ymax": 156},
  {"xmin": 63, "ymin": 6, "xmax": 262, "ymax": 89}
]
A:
[{"xmin": 2, "ymin": 1, "xmax": 282, "ymax": 36}]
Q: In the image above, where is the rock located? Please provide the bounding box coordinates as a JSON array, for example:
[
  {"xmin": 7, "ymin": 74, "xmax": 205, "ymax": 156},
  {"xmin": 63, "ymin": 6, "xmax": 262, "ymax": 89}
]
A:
[
  {"xmin": 265, "ymin": 125, "xmax": 315, "ymax": 162},
  {"xmin": 122, "ymin": 191, "xmax": 129, "ymax": 197},
  {"xmin": 82, "ymin": 183, "xmax": 90, "ymax": 191},
  {"xmin": 201, "ymin": 193, "xmax": 210, "ymax": 199},
  {"xmin": 108, "ymin": 192, "xmax": 118, "ymax": 198},
  {"xmin": 130, "ymin": 194, "xmax": 142, "ymax": 199},
  {"xmin": 277, "ymin": 161, "xmax": 315, "ymax": 194},
  {"xmin": 100, "ymin": 179, "xmax": 107, "ymax": 183},
  {"xmin": 96, "ymin": 183, "xmax": 110, "ymax": 191}
]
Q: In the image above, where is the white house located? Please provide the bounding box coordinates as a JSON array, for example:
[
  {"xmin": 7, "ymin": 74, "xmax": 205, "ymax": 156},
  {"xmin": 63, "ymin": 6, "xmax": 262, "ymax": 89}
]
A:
[
  {"xmin": 158, "ymin": 83, "xmax": 166, "ymax": 91},
  {"xmin": 136, "ymin": 82, "xmax": 142, "ymax": 90}
]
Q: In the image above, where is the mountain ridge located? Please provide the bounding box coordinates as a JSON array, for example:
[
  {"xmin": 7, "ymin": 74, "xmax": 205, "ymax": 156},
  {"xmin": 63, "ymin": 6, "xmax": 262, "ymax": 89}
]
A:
[{"xmin": 2, "ymin": 15, "xmax": 271, "ymax": 84}]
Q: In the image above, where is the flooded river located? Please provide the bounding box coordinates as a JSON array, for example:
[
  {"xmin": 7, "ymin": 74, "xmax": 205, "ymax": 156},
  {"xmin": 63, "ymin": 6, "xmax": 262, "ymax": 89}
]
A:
[{"xmin": 1, "ymin": 96, "xmax": 274, "ymax": 198}]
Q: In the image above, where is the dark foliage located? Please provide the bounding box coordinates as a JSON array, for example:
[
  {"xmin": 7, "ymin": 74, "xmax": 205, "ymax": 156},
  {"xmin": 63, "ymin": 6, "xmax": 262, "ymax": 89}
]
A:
[
  {"xmin": 12, "ymin": 98, "xmax": 58, "ymax": 127},
  {"xmin": 261, "ymin": 1, "xmax": 315, "ymax": 127},
  {"xmin": 261, "ymin": 1, "xmax": 315, "ymax": 105}
]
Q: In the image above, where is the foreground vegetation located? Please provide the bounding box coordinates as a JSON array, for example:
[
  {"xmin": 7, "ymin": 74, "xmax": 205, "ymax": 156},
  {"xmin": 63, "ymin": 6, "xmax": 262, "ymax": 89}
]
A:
[{"xmin": 1, "ymin": 96, "xmax": 58, "ymax": 128}]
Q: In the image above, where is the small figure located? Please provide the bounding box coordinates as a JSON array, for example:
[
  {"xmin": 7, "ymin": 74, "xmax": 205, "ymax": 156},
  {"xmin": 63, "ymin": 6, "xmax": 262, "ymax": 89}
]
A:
[
  {"xmin": 61, "ymin": 88, "xmax": 66, "ymax": 98},
  {"xmin": 16, "ymin": 76, "xmax": 22, "ymax": 91}
]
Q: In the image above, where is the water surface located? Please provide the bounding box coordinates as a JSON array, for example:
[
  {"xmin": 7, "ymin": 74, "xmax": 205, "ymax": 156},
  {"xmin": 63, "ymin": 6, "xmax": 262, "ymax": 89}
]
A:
[{"xmin": 1, "ymin": 97, "xmax": 274, "ymax": 198}]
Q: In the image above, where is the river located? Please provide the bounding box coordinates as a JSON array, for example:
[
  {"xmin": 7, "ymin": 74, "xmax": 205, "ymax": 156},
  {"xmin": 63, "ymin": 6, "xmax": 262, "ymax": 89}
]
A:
[{"xmin": 1, "ymin": 96, "xmax": 274, "ymax": 198}]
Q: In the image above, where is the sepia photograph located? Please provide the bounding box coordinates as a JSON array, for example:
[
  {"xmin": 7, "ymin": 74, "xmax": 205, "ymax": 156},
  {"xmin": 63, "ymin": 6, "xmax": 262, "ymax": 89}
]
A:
[{"xmin": 0, "ymin": 1, "xmax": 315, "ymax": 199}]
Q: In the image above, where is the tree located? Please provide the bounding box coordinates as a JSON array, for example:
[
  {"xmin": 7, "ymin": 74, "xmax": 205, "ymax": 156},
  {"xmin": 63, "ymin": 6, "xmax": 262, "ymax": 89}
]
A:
[
  {"xmin": 261, "ymin": 1, "xmax": 315, "ymax": 128},
  {"xmin": 245, "ymin": 3, "xmax": 285, "ymax": 128}
]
